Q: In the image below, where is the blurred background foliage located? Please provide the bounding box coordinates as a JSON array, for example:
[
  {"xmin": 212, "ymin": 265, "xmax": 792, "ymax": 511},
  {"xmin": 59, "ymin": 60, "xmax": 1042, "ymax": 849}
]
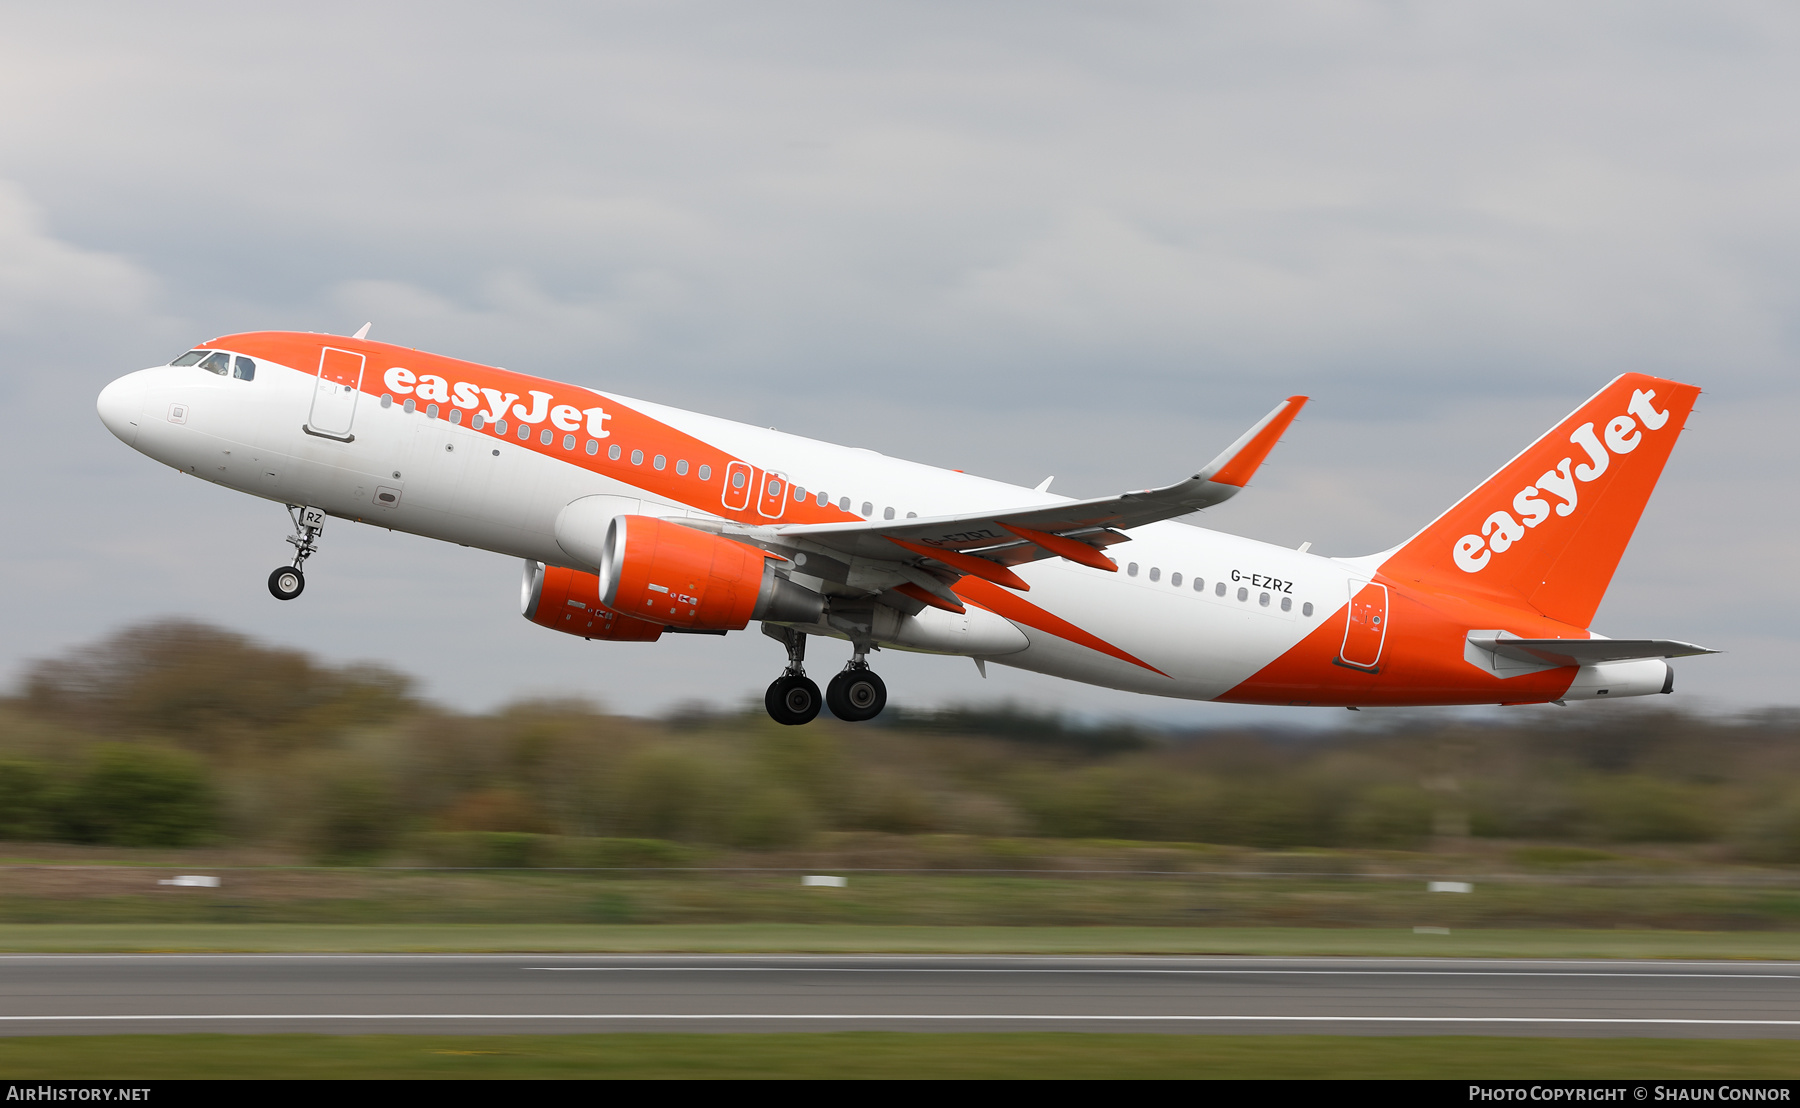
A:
[{"xmin": 4, "ymin": 620, "xmax": 1799, "ymax": 864}]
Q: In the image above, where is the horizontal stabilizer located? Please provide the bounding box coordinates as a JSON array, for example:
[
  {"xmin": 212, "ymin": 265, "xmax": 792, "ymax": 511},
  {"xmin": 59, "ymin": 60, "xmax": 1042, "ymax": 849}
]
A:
[{"xmin": 1467, "ymin": 632, "xmax": 1718, "ymax": 668}]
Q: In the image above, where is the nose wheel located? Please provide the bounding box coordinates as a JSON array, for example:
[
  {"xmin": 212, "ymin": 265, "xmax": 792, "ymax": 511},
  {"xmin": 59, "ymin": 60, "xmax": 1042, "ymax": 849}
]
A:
[
  {"xmin": 267, "ymin": 565, "xmax": 305, "ymax": 600},
  {"xmin": 269, "ymin": 505, "xmax": 326, "ymax": 602},
  {"xmin": 826, "ymin": 663, "xmax": 887, "ymax": 722},
  {"xmin": 763, "ymin": 627, "xmax": 821, "ymax": 725}
]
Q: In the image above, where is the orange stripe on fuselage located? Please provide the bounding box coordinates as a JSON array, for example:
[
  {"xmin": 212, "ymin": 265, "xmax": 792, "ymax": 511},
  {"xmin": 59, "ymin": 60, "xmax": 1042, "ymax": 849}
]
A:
[
  {"xmin": 205, "ymin": 332, "xmax": 863, "ymax": 529},
  {"xmin": 953, "ymin": 576, "xmax": 1169, "ymax": 677},
  {"xmin": 1219, "ymin": 576, "xmax": 1582, "ymax": 707}
]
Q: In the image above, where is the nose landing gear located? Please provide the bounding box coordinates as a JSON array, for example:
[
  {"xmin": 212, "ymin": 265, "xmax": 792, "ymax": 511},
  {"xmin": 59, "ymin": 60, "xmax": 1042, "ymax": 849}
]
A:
[
  {"xmin": 268, "ymin": 505, "xmax": 325, "ymax": 601},
  {"xmin": 763, "ymin": 627, "xmax": 821, "ymax": 726}
]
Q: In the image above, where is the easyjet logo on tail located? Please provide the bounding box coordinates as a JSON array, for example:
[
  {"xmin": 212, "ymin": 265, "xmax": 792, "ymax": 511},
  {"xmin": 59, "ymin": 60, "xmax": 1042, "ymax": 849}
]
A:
[{"xmin": 1452, "ymin": 389, "xmax": 1671, "ymax": 574}]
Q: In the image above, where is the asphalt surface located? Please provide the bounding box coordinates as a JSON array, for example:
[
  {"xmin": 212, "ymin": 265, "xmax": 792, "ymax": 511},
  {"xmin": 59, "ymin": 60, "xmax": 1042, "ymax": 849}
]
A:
[{"xmin": 1, "ymin": 955, "xmax": 1797, "ymax": 1037}]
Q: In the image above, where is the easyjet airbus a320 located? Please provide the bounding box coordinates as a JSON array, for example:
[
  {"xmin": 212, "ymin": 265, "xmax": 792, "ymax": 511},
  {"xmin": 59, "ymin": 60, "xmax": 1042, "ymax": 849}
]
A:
[{"xmin": 95, "ymin": 329, "xmax": 1715, "ymax": 724}]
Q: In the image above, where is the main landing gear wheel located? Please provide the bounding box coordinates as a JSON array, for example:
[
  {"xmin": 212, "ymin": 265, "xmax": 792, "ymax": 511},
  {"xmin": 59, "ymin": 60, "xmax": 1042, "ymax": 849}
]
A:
[
  {"xmin": 827, "ymin": 666, "xmax": 887, "ymax": 722},
  {"xmin": 766, "ymin": 675, "xmax": 822, "ymax": 726},
  {"xmin": 267, "ymin": 565, "xmax": 305, "ymax": 601},
  {"xmin": 762, "ymin": 626, "xmax": 821, "ymax": 725}
]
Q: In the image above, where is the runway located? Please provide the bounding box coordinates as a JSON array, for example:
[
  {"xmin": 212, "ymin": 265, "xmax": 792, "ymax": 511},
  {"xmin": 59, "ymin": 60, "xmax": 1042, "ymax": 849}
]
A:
[{"xmin": 2, "ymin": 955, "xmax": 1797, "ymax": 1037}]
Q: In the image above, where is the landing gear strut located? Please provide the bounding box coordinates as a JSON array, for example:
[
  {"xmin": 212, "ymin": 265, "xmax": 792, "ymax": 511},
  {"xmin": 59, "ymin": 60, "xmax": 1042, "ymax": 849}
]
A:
[
  {"xmin": 268, "ymin": 505, "xmax": 325, "ymax": 601},
  {"xmin": 763, "ymin": 627, "xmax": 822, "ymax": 726},
  {"xmin": 826, "ymin": 652, "xmax": 887, "ymax": 723}
]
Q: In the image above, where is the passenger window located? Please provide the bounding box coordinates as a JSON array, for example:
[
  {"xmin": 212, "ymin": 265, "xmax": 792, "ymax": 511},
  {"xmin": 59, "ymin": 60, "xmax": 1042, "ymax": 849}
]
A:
[
  {"xmin": 1281, "ymin": 596, "xmax": 1292, "ymax": 612},
  {"xmin": 403, "ymin": 398, "xmax": 416, "ymax": 414},
  {"xmin": 232, "ymin": 356, "xmax": 255, "ymax": 380},
  {"xmin": 171, "ymin": 351, "xmax": 206, "ymax": 366},
  {"xmin": 586, "ymin": 440, "xmax": 598, "ymax": 455},
  {"xmin": 1171, "ymin": 572, "xmax": 1182, "ymax": 588},
  {"xmin": 199, "ymin": 351, "xmax": 230, "ymax": 375},
  {"xmin": 1148, "ymin": 567, "xmax": 1160, "ymax": 582},
  {"xmin": 1215, "ymin": 581, "xmax": 1226, "ymax": 597},
  {"xmin": 1237, "ymin": 587, "xmax": 1248, "ymax": 601},
  {"xmin": 906, "ymin": 511, "xmax": 917, "ymax": 518},
  {"xmin": 473, "ymin": 414, "xmax": 485, "ymax": 429},
  {"xmin": 449, "ymin": 410, "xmax": 462, "ymax": 425},
  {"xmin": 731, "ymin": 469, "xmax": 746, "ymax": 487},
  {"xmin": 698, "ymin": 464, "xmax": 711, "ymax": 480},
  {"xmin": 677, "ymin": 460, "xmax": 689, "ymax": 475},
  {"xmin": 517, "ymin": 424, "xmax": 530, "ymax": 440},
  {"xmin": 795, "ymin": 486, "xmax": 806, "ymax": 502},
  {"xmin": 1259, "ymin": 592, "xmax": 1270, "ymax": 607},
  {"xmin": 380, "ymin": 394, "xmax": 393, "ymax": 409},
  {"xmin": 493, "ymin": 418, "xmax": 505, "ymax": 434},
  {"xmin": 563, "ymin": 434, "xmax": 575, "ymax": 450},
  {"xmin": 1302, "ymin": 601, "xmax": 1314, "ymax": 617},
  {"xmin": 426, "ymin": 404, "xmax": 439, "ymax": 419},
  {"xmin": 1194, "ymin": 578, "xmax": 1204, "ymax": 592},
  {"xmin": 631, "ymin": 449, "xmax": 644, "ymax": 464},
  {"xmin": 540, "ymin": 429, "xmax": 553, "ymax": 445},
  {"xmin": 816, "ymin": 490, "xmax": 828, "ymax": 506},
  {"xmin": 654, "ymin": 455, "xmax": 666, "ymax": 470},
  {"xmin": 884, "ymin": 507, "xmax": 895, "ymax": 520},
  {"xmin": 839, "ymin": 497, "xmax": 851, "ymax": 511},
  {"xmin": 861, "ymin": 501, "xmax": 873, "ymax": 517},
  {"xmin": 609, "ymin": 444, "xmax": 622, "ymax": 461},
  {"xmin": 1127, "ymin": 562, "xmax": 1138, "ymax": 577}
]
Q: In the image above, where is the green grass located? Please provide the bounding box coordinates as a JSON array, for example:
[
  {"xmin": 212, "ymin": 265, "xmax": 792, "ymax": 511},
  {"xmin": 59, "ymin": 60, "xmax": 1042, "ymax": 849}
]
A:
[
  {"xmin": 2, "ymin": 923, "xmax": 1800, "ymax": 959},
  {"xmin": 0, "ymin": 1033, "xmax": 1795, "ymax": 1079},
  {"xmin": 6, "ymin": 870, "xmax": 1800, "ymax": 931}
]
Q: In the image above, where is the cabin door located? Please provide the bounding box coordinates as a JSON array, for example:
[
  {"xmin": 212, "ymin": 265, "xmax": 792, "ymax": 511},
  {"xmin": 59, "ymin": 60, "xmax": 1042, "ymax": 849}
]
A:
[
  {"xmin": 1338, "ymin": 580, "xmax": 1389, "ymax": 670},
  {"xmin": 307, "ymin": 347, "xmax": 365, "ymax": 440}
]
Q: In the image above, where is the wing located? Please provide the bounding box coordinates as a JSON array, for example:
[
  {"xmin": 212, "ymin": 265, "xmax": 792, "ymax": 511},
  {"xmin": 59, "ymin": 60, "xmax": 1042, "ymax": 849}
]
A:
[
  {"xmin": 1467, "ymin": 633, "xmax": 1719, "ymax": 668},
  {"xmin": 712, "ymin": 395, "xmax": 1307, "ymax": 612}
]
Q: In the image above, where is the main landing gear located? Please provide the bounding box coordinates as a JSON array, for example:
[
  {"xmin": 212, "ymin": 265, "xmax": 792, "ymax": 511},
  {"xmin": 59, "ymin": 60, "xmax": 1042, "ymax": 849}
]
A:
[
  {"xmin": 764, "ymin": 627, "xmax": 822, "ymax": 726},
  {"xmin": 268, "ymin": 505, "xmax": 326, "ymax": 601},
  {"xmin": 761, "ymin": 628, "xmax": 889, "ymax": 726},
  {"xmin": 826, "ymin": 656, "xmax": 887, "ymax": 723}
]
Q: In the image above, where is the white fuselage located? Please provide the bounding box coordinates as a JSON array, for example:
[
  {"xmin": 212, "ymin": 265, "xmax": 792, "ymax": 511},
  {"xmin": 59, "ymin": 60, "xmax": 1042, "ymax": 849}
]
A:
[{"xmin": 99, "ymin": 351, "xmax": 1361, "ymax": 702}]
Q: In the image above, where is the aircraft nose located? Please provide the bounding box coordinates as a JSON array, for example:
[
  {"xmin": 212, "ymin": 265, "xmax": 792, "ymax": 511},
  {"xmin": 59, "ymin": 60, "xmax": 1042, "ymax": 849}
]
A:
[{"xmin": 97, "ymin": 372, "xmax": 150, "ymax": 446}]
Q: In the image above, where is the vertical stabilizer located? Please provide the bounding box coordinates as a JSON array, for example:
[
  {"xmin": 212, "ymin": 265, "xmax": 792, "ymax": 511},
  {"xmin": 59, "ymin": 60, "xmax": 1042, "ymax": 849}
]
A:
[{"xmin": 1378, "ymin": 374, "xmax": 1699, "ymax": 629}]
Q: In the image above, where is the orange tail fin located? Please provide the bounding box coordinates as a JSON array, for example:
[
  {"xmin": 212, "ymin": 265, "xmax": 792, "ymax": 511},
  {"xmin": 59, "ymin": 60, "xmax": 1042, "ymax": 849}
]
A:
[{"xmin": 1379, "ymin": 373, "xmax": 1700, "ymax": 629}]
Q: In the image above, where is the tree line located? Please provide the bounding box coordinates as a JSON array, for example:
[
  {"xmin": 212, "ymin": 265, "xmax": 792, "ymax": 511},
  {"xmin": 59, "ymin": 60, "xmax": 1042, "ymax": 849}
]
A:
[{"xmin": 4, "ymin": 620, "xmax": 1798, "ymax": 863}]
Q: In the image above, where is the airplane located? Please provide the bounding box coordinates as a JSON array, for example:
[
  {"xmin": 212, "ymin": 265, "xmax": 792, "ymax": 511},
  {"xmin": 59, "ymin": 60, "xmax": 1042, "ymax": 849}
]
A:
[{"xmin": 95, "ymin": 328, "xmax": 1716, "ymax": 724}]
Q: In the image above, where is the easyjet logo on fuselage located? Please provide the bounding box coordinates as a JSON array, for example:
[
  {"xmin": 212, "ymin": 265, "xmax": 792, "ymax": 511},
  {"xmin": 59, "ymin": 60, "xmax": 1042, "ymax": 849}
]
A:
[
  {"xmin": 381, "ymin": 366, "xmax": 613, "ymax": 438},
  {"xmin": 1451, "ymin": 389, "xmax": 1671, "ymax": 574}
]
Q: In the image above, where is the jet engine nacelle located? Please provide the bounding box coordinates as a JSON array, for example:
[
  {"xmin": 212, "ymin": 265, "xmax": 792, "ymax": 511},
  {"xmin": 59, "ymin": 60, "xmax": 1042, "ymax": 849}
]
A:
[
  {"xmin": 521, "ymin": 559, "xmax": 665, "ymax": 642},
  {"xmin": 599, "ymin": 514, "xmax": 824, "ymax": 631}
]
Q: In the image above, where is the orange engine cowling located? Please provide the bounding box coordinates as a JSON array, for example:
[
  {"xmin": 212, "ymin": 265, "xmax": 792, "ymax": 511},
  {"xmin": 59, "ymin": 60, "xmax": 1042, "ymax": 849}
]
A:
[
  {"xmin": 599, "ymin": 514, "xmax": 824, "ymax": 631},
  {"xmin": 522, "ymin": 560, "xmax": 665, "ymax": 642}
]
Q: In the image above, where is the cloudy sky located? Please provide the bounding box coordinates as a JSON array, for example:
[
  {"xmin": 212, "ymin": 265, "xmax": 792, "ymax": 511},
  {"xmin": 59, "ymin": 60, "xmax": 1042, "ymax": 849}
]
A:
[{"xmin": 1, "ymin": 2, "xmax": 1794, "ymax": 723}]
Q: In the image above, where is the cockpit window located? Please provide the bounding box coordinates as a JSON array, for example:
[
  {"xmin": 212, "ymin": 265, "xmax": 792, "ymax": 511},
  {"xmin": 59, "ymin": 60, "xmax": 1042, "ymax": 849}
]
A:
[
  {"xmin": 170, "ymin": 351, "xmax": 206, "ymax": 366},
  {"xmin": 232, "ymin": 356, "xmax": 255, "ymax": 381},
  {"xmin": 198, "ymin": 352, "xmax": 230, "ymax": 375}
]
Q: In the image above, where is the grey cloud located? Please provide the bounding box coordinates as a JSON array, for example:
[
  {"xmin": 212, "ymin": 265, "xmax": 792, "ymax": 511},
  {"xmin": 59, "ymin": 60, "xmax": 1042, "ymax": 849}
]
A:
[{"xmin": 0, "ymin": 1, "xmax": 1793, "ymax": 722}]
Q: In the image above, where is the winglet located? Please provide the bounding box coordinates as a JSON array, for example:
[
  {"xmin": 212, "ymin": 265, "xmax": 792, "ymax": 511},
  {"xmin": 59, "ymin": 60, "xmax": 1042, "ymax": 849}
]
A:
[{"xmin": 1197, "ymin": 396, "xmax": 1308, "ymax": 488}]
